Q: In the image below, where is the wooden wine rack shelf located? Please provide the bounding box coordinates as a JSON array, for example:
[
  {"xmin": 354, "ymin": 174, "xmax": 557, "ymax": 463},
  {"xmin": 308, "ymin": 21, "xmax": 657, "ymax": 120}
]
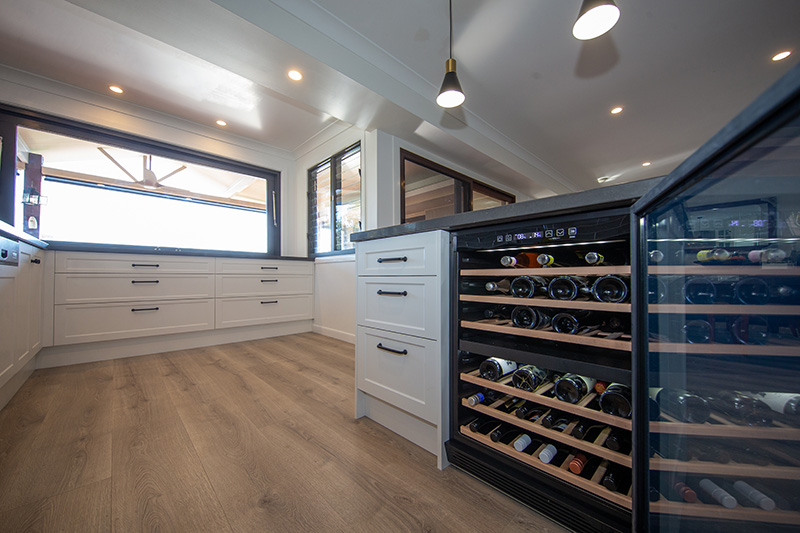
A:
[
  {"xmin": 461, "ymin": 266, "xmax": 631, "ymax": 277},
  {"xmin": 650, "ymin": 457, "xmax": 800, "ymax": 480},
  {"xmin": 650, "ymin": 420, "xmax": 800, "ymax": 440},
  {"xmin": 649, "ymin": 265, "xmax": 799, "ymax": 276},
  {"xmin": 650, "ymin": 303, "xmax": 799, "ymax": 315},
  {"xmin": 649, "ymin": 342, "xmax": 800, "ymax": 357},
  {"xmin": 459, "ymin": 369, "xmax": 632, "ymax": 431},
  {"xmin": 651, "ymin": 499, "xmax": 800, "ymax": 525},
  {"xmin": 459, "ymin": 426, "xmax": 632, "ymax": 510},
  {"xmin": 462, "ymin": 320, "xmax": 632, "ymax": 351},
  {"xmin": 462, "ymin": 398, "xmax": 632, "ymax": 467},
  {"xmin": 460, "ymin": 294, "xmax": 631, "ymax": 312}
]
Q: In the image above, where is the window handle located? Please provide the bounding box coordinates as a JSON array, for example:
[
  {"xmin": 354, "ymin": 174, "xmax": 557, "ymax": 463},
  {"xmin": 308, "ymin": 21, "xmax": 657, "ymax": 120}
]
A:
[
  {"xmin": 377, "ymin": 290, "xmax": 407, "ymax": 296},
  {"xmin": 272, "ymin": 190, "xmax": 277, "ymax": 226},
  {"xmin": 376, "ymin": 343, "xmax": 407, "ymax": 355},
  {"xmin": 377, "ymin": 256, "xmax": 407, "ymax": 263}
]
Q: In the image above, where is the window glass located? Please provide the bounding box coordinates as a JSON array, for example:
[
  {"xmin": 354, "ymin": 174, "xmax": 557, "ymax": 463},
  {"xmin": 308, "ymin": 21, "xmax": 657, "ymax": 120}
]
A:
[
  {"xmin": 309, "ymin": 142, "xmax": 361, "ymax": 254},
  {"xmin": 336, "ymin": 147, "xmax": 361, "ymax": 249},
  {"xmin": 16, "ymin": 126, "xmax": 272, "ymax": 253},
  {"xmin": 473, "ymin": 185, "xmax": 513, "ymax": 211}
]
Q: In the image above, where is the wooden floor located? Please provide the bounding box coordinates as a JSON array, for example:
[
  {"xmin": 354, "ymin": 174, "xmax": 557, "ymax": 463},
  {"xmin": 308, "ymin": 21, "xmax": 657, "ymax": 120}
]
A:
[{"xmin": 0, "ymin": 333, "xmax": 570, "ymax": 532}]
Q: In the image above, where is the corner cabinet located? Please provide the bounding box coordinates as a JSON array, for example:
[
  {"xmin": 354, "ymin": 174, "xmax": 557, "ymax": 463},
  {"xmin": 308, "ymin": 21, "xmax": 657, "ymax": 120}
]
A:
[{"xmin": 354, "ymin": 231, "xmax": 451, "ymax": 468}]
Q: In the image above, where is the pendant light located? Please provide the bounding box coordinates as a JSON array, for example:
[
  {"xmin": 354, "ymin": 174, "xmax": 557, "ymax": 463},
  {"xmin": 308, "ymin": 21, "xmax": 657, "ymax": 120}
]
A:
[
  {"xmin": 436, "ymin": 0, "xmax": 465, "ymax": 108},
  {"xmin": 572, "ymin": 0, "xmax": 620, "ymax": 40}
]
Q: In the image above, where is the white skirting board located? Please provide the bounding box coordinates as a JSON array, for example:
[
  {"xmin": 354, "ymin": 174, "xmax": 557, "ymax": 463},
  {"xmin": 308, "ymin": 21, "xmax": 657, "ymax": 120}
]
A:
[
  {"xmin": 36, "ymin": 319, "xmax": 313, "ymax": 369},
  {"xmin": 312, "ymin": 324, "xmax": 355, "ymax": 344},
  {"xmin": 0, "ymin": 357, "xmax": 37, "ymax": 411}
]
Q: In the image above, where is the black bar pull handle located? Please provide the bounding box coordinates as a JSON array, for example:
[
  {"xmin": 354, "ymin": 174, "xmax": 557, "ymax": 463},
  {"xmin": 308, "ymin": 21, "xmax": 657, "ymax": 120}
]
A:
[
  {"xmin": 131, "ymin": 307, "xmax": 159, "ymax": 312},
  {"xmin": 377, "ymin": 290, "xmax": 408, "ymax": 296},
  {"xmin": 376, "ymin": 343, "xmax": 408, "ymax": 355},
  {"xmin": 31, "ymin": 258, "xmax": 41, "ymax": 264},
  {"xmin": 132, "ymin": 263, "xmax": 159, "ymax": 268},
  {"xmin": 260, "ymin": 300, "xmax": 278, "ymax": 305},
  {"xmin": 261, "ymin": 266, "xmax": 279, "ymax": 270},
  {"xmin": 377, "ymin": 256, "xmax": 407, "ymax": 263},
  {"xmin": 131, "ymin": 280, "xmax": 159, "ymax": 284},
  {"xmin": 261, "ymin": 279, "xmax": 279, "ymax": 283}
]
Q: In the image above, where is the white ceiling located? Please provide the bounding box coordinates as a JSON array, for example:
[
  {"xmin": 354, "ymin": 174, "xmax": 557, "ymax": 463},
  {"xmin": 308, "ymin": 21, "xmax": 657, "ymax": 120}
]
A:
[{"xmin": 0, "ymin": 0, "xmax": 798, "ymax": 199}]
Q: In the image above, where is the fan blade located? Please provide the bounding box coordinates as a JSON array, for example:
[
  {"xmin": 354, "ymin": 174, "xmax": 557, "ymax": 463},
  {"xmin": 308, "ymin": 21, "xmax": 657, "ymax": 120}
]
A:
[
  {"xmin": 97, "ymin": 147, "xmax": 139, "ymax": 182},
  {"xmin": 157, "ymin": 165, "xmax": 187, "ymax": 183}
]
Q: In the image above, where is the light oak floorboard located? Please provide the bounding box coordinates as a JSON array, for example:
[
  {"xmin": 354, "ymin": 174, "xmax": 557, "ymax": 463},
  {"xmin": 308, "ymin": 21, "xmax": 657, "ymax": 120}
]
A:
[{"xmin": 0, "ymin": 333, "xmax": 570, "ymax": 533}]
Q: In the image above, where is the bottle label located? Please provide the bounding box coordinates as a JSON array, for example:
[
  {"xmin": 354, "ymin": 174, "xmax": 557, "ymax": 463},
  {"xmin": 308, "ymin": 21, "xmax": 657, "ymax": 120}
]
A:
[
  {"xmin": 483, "ymin": 357, "xmax": 517, "ymax": 379},
  {"xmin": 752, "ymin": 392, "xmax": 799, "ymax": 414},
  {"xmin": 649, "ymin": 387, "xmax": 663, "ymax": 401}
]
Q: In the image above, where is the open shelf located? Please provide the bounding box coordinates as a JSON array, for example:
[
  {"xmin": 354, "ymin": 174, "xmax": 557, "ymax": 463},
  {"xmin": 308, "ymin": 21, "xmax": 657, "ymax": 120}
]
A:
[
  {"xmin": 462, "ymin": 319, "xmax": 632, "ymax": 352},
  {"xmin": 460, "ymin": 369, "xmax": 632, "ymax": 431},
  {"xmin": 649, "ymin": 265, "xmax": 799, "ymax": 276},
  {"xmin": 650, "ymin": 303, "xmax": 799, "ymax": 315},
  {"xmin": 461, "ymin": 266, "xmax": 631, "ymax": 277},
  {"xmin": 462, "ymin": 398, "xmax": 632, "ymax": 467},
  {"xmin": 460, "ymin": 293, "xmax": 631, "ymax": 312},
  {"xmin": 459, "ymin": 426, "xmax": 632, "ymax": 510},
  {"xmin": 651, "ymin": 499, "xmax": 800, "ymax": 525},
  {"xmin": 648, "ymin": 342, "xmax": 800, "ymax": 356}
]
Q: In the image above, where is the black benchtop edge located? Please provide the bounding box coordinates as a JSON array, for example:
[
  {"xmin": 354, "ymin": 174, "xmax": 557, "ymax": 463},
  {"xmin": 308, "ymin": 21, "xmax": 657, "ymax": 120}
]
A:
[
  {"xmin": 351, "ymin": 177, "xmax": 664, "ymax": 242},
  {"xmin": 44, "ymin": 241, "xmax": 312, "ymax": 261},
  {"xmin": 0, "ymin": 220, "xmax": 48, "ymax": 249}
]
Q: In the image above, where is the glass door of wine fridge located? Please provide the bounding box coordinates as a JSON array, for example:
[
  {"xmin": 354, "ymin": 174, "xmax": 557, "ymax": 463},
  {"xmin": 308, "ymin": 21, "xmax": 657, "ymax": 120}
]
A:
[{"xmin": 632, "ymin": 65, "xmax": 800, "ymax": 531}]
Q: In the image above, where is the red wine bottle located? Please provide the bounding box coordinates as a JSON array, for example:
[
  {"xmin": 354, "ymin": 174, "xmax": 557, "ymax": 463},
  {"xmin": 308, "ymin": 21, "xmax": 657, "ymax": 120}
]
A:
[
  {"xmin": 479, "ymin": 357, "xmax": 518, "ymax": 381},
  {"xmin": 571, "ymin": 419, "xmax": 606, "ymax": 441},
  {"xmin": 501, "ymin": 252, "xmax": 542, "ymax": 268},
  {"xmin": 707, "ymin": 391, "xmax": 773, "ymax": 426},
  {"xmin": 602, "ymin": 465, "xmax": 631, "ymax": 492},
  {"xmin": 515, "ymin": 402, "xmax": 547, "ymax": 421},
  {"xmin": 511, "ymin": 306, "xmax": 551, "ymax": 329},
  {"xmin": 569, "ymin": 453, "xmax": 589, "ymax": 474},
  {"xmin": 511, "ymin": 365, "xmax": 552, "ymax": 391},
  {"xmin": 604, "ymin": 430, "xmax": 631, "ymax": 453},
  {"xmin": 591, "ymin": 275, "xmax": 629, "ymax": 303},
  {"xmin": 650, "ymin": 388, "xmax": 711, "ymax": 424},
  {"xmin": 555, "ymin": 374, "xmax": 596, "ymax": 404},
  {"xmin": 485, "ymin": 278, "xmax": 512, "ymax": 294},
  {"xmin": 682, "ymin": 277, "xmax": 717, "ymax": 304},
  {"xmin": 509, "ymin": 275, "xmax": 546, "ymax": 298},
  {"xmin": 599, "ymin": 383, "xmax": 633, "ymax": 419},
  {"xmin": 547, "ymin": 276, "xmax": 590, "ymax": 300}
]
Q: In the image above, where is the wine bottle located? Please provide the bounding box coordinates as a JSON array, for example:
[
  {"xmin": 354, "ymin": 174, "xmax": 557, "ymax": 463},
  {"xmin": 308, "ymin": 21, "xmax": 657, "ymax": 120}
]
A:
[
  {"xmin": 672, "ymin": 480, "xmax": 698, "ymax": 503},
  {"xmin": 699, "ymin": 478, "xmax": 737, "ymax": 508},
  {"xmin": 581, "ymin": 252, "xmax": 606, "ymax": 265},
  {"xmin": 683, "ymin": 277, "xmax": 717, "ymax": 304},
  {"xmin": 490, "ymin": 423, "xmax": 521, "ymax": 443},
  {"xmin": 571, "ymin": 419, "xmax": 606, "ymax": 440},
  {"xmin": 707, "ymin": 391, "xmax": 773, "ymax": 426},
  {"xmin": 649, "ymin": 250, "xmax": 665, "ymax": 264},
  {"xmin": 650, "ymin": 388, "xmax": 711, "ymax": 424},
  {"xmin": 465, "ymin": 392, "xmax": 488, "ymax": 407},
  {"xmin": 552, "ymin": 311, "xmax": 599, "ymax": 335},
  {"xmin": 511, "ymin": 306, "xmax": 551, "ymax": 330},
  {"xmin": 733, "ymin": 277, "xmax": 770, "ymax": 305},
  {"xmin": 469, "ymin": 418, "xmax": 501, "ymax": 434},
  {"xmin": 752, "ymin": 392, "xmax": 800, "ymax": 422},
  {"xmin": 538, "ymin": 444, "xmax": 560, "ymax": 464},
  {"xmin": 485, "ymin": 278, "xmax": 512, "ymax": 294},
  {"xmin": 511, "ymin": 433, "xmax": 533, "ymax": 452},
  {"xmin": 497, "ymin": 397, "xmax": 526, "ymax": 414},
  {"xmin": 515, "ymin": 402, "xmax": 547, "ymax": 421},
  {"xmin": 751, "ymin": 481, "xmax": 794, "ymax": 510},
  {"xmin": 650, "ymin": 435, "xmax": 690, "ymax": 461},
  {"xmin": 604, "ymin": 430, "xmax": 630, "ymax": 453},
  {"xmin": 569, "ymin": 453, "xmax": 589, "ymax": 474},
  {"xmin": 536, "ymin": 254, "xmax": 562, "ymax": 268},
  {"xmin": 602, "ymin": 465, "xmax": 631, "ymax": 492},
  {"xmin": 748, "ymin": 248, "xmax": 787, "ymax": 264},
  {"xmin": 683, "ymin": 319, "xmax": 712, "ymax": 344},
  {"xmin": 547, "ymin": 276, "xmax": 590, "ymax": 301},
  {"xmin": 649, "ymin": 486, "xmax": 662, "ymax": 502},
  {"xmin": 479, "ymin": 357, "xmax": 518, "ymax": 381},
  {"xmin": 591, "ymin": 275, "xmax": 629, "ymax": 303},
  {"xmin": 594, "ymin": 381, "xmax": 609, "ymax": 394},
  {"xmin": 500, "ymin": 252, "xmax": 541, "ymax": 268},
  {"xmin": 733, "ymin": 480, "xmax": 776, "ymax": 511},
  {"xmin": 540, "ymin": 410, "xmax": 572, "ymax": 430},
  {"xmin": 697, "ymin": 248, "xmax": 731, "ymax": 262},
  {"xmin": 509, "ymin": 275, "xmax": 545, "ymax": 298},
  {"xmin": 482, "ymin": 305, "xmax": 513, "ymax": 320},
  {"xmin": 555, "ymin": 374, "xmax": 596, "ymax": 404},
  {"xmin": 648, "ymin": 275, "xmax": 668, "ymax": 304},
  {"xmin": 688, "ymin": 442, "xmax": 731, "ymax": 464},
  {"xmin": 511, "ymin": 364, "xmax": 551, "ymax": 391},
  {"xmin": 599, "ymin": 383, "xmax": 633, "ymax": 419}
]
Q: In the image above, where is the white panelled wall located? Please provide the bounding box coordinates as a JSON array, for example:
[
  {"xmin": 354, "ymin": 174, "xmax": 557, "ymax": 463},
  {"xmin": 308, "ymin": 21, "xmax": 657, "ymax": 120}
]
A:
[{"xmin": 313, "ymin": 255, "xmax": 356, "ymax": 343}]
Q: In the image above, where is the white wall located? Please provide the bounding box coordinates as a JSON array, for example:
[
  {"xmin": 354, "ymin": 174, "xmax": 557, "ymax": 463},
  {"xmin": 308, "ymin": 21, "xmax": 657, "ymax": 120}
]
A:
[{"xmin": 312, "ymin": 255, "xmax": 355, "ymax": 343}]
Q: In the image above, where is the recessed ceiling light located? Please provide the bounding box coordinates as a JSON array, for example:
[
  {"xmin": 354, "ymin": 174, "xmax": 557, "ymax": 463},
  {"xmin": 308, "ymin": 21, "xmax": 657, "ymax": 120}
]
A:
[
  {"xmin": 642, "ymin": 162, "xmax": 651, "ymax": 167},
  {"xmin": 610, "ymin": 106, "xmax": 623, "ymax": 115},
  {"xmin": 108, "ymin": 85, "xmax": 124, "ymax": 94},
  {"xmin": 772, "ymin": 51, "xmax": 792, "ymax": 61},
  {"xmin": 288, "ymin": 70, "xmax": 303, "ymax": 81},
  {"xmin": 216, "ymin": 120, "xmax": 227, "ymax": 126}
]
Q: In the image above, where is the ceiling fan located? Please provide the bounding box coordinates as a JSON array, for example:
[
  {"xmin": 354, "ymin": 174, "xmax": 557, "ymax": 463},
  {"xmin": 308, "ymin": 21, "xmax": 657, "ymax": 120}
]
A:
[{"xmin": 97, "ymin": 147, "xmax": 186, "ymax": 188}]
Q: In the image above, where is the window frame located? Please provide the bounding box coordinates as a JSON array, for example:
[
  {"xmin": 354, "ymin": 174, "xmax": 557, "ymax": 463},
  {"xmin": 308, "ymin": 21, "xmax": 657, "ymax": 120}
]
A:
[
  {"xmin": 399, "ymin": 148, "xmax": 515, "ymax": 223},
  {"xmin": 0, "ymin": 103, "xmax": 281, "ymax": 256},
  {"xmin": 307, "ymin": 141, "xmax": 361, "ymax": 257}
]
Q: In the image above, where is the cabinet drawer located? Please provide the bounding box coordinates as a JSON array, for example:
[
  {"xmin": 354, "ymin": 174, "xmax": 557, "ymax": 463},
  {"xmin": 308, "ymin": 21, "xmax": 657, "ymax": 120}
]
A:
[
  {"xmin": 356, "ymin": 231, "xmax": 445, "ymax": 276},
  {"xmin": 215, "ymin": 257, "xmax": 313, "ymax": 275},
  {"xmin": 55, "ymin": 274, "xmax": 214, "ymax": 304},
  {"xmin": 215, "ymin": 275, "xmax": 311, "ymax": 298},
  {"xmin": 356, "ymin": 326, "xmax": 438, "ymax": 422},
  {"xmin": 54, "ymin": 299, "xmax": 214, "ymax": 345},
  {"xmin": 215, "ymin": 295, "xmax": 312, "ymax": 329},
  {"xmin": 357, "ymin": 276, "xmax": 440, "ymax": 339},
  {"xmin": 55, "ymin": 252, "xmax": 213, "ymax": 274}
]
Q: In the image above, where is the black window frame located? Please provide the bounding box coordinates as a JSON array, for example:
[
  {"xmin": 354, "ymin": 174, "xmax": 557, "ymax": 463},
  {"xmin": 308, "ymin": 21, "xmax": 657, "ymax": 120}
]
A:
[
  {"xmin": 307, "ymin": 141, "xmax": 361, "ymax": 257},
  {"xmin": 0, "ymin": 103, "xmax": 281, "ymax": 256},
  {"xmin": 399, "ymin": 149, "xmax": 515, "ymax": 223}
]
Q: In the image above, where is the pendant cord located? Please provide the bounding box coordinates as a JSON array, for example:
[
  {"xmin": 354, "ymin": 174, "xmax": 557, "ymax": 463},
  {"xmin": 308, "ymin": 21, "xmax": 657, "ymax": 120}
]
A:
[{"xmin": 449, "ymin": 0, "xmax": 453, "ymax": 59}]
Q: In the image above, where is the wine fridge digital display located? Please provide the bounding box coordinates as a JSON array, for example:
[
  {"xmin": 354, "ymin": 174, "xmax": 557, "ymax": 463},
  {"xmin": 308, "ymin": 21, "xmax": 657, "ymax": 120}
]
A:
[
  {"xmin": 632, "ymin": 65, "xmax": 800, "ymax": 531},
  {"xmin": 447, "ymin": 206, "xmax": 640, "ymax": 532}
]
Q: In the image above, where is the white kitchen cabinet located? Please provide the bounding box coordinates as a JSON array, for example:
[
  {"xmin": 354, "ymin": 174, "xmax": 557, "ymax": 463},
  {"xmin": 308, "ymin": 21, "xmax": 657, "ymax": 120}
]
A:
[{"xmin": 355, "ymin": 231, "xmax": 450, "ymax": 468}]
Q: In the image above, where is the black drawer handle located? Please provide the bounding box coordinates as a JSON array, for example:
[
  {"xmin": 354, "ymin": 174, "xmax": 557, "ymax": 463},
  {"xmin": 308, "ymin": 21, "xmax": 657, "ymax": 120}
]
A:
[
  {"xmin": 132, "ymin": 263, "xmax": 159, "ymax": 268},
  {"xmin": 131, "ymin": 280, "xmax": 159, "ymax": 284},
  {"xmin": 376, "ymin": 343, "xmax": 408, "ymax": 355},
  {"xmin": 31, "ymin": 258, "xmax": 41, "ymax": 264},
  {"xmin": 377, "ymin": 290, "xmax": 408, "ymax": 296},
  {"xmin": 261, "ymin": 300, "xmax": 278, "ymax": 305},
  {"xmin": 377, "ymin": 256, "xmax": 407, "ymax": 263},
  {"xmin": 261, "ymin": 279, "xmax": 278, "ymax": 283},
  {"xmin": 261, "ymin": 266, "xmax": 278, "ymax": 270},
  {"xmin": 131, "ymin": 307, "xmax": 159, "ymax": 312}
]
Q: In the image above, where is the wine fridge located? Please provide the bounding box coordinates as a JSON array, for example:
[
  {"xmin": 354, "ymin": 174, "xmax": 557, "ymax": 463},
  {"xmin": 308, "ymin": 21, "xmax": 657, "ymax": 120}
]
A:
[
  {"xmin": 446, "ymin": 205, "xmax": 640, "ymax": 532},
  {"xmin": 632, "ymin": 65, "xmax": 800, "ymax": 530}
]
